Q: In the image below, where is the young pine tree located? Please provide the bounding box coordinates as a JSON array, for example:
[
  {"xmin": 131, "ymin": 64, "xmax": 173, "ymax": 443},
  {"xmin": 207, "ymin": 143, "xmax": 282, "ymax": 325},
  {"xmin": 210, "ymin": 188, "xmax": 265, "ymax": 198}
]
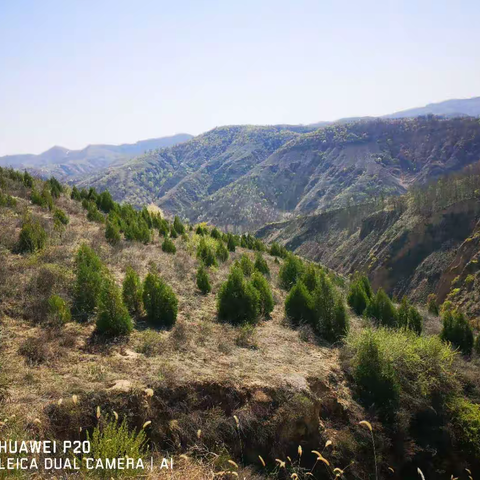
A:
[
  {"xmin": 238, "ymin": 254, "xmax": 254, "ymax": 277},
  {"xmin": 73, "ymin": 244, "xmax": 106, "ymax": 321},
  {"xmin": 105, "ymin": 220, "xmax": 121, "ymax": 246},
  {"xmin": 279, "ymin": 255, "xmax": 304, "ymax": 290},
  {"xmin": 250, "ymin": 272, "xmax": 274, "ymax": 317},
  {"xmin": 96, "ymin": 277, "xmax": 133, "ymax": 337},
  {"xmin": 285, "ymin": 281, "xmax": 315, "ymax": 325},
  {"xmin": 173, "ymin": 216, "xmax": 185, "ymax": 235},
  {"xmin": 122, "ymin": 267, "xmax": 143, "ymax": 315},
  {"xmin": 440, "ymin": 309, "xmax": 474, "ymax": 355},
  {"xmin": 17, "ymin": 216, "xmax": 47, "ymax": 253},
  {"xmin": 254, "ymin": 252, "xmax": 270, "ymax": 276},
  {"xmin": 142, "ymin": 272, "xmax": 178, "ymax": 328},
  {"xmin": 365, "ymin": 288, "xmax": 398, "ymax": 327},
  {"xmin": 162, "ymin": 237, "xmax": 177, "ymax": 254},
  {"xmin": 217, "ymin": 267, "xmax": 259, "ymax": 325},
  {"xmin": 196, "ymin": 264, "xmax": 212, "ymax": 294},
  {"xmin": 216, "ymin": 241, "xmax": 229, "ymax": 263}
]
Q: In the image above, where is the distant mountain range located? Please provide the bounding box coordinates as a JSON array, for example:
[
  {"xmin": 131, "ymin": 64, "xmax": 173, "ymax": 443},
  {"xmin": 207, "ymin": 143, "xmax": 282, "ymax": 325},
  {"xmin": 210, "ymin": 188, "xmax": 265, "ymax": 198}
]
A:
[
  {"xmin": 384, "ymin": 96, "xmax": 480, "ymax": 119},
  {"xmin": 0, "ymin": 134, "xmax": 193, "ymax": 180}
]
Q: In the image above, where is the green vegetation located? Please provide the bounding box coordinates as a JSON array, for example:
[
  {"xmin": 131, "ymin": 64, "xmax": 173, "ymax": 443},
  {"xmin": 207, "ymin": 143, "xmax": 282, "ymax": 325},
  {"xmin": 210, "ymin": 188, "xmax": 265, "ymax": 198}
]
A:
[
  {"xmin": 347, "ymin": 274, "xmax": 372, "ymax": 315},
  {"xmin": 196, "ymin": 264, "xmax": 212, "ymax": 295},
  {"xmin": 86, "ymin": 416, "xmax": 148, "ymax": 477},
  {"xmin": 122, "ymin": 267, "xmax": 143, "ymax": 315},
  {"xmin": 142, "ymin": 272, "xmax": 178, "ymax": 328},
  {"xmin": 105, "ymin": 220, "xmax": 121, "ymax": 246},
  {"xmin": 238, "ymin": 253, "xmax": 254, "ymax": 277},
  {"xmin": 17, "ymin": 216, "xmax": 47, "ymax": 253},
  {"xmin": 215, "ymin": 241, "xmax": 229, "ymax": 262},
  {"xmin": 254, "ymin": 252, "xmax": 270, "ymax": 276},
  {"xmin": 217, "ymin": 266, "xmax": 260, "ymax": 325},
  {"xmin": 53, "ymin": 208, "xmax": 69, "ymax": 226},
  {"xmin": 440, "ymin": 309, "xmax": 474, "ymax": 355},
  {"xmin": 47, "ymin": 294, "xmax": 71, "ymax": 327},
  {"xmin": 96, "ymin": 277, "xmax": 134, "ymax": 337},
  {"xmin": 250, "ymin": 271, "xmax": 274, "ymax": 317},
  {"xmin": 196, "ymin": 238, "xmax": 217, "ymax": 267},
  {"xmin": 285, "ymin": 281, "xmax": 314, "ymax": 325},
  {"xmin": 269, "ymin": 242, "xmax": 288, "ymax": 258},
  {"xmin": 397, "ymin": 297, "xmax": 423, "ymax": 334},
  {"xmin": 349, "ymin": 328, "xmax": 457, "ymax": 419},
  {"xmin": 279, "ymin": 255, "xmax": 304, "ymax": 290},
  {"xmin": 364, "ymin": 288, "xmax": 398, "ymax": 327},
  {"xmin": 73, "ymin": 244, "xmax": 106, "ymax": 321},
  {"xmin": 162, "ymin": 237, "xmax": 177, "ymax": 254},
  {"xmin": 427, "ymin": 293, "xmax": 439, "ymax": 315}
]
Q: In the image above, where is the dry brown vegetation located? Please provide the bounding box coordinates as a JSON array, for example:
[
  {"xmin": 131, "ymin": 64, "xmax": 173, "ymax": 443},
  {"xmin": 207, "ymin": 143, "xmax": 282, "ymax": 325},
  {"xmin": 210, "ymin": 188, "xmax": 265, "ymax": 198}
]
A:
[{"xmin": 1, "ymin": 172, "xmax": 480, "ymax": 479}]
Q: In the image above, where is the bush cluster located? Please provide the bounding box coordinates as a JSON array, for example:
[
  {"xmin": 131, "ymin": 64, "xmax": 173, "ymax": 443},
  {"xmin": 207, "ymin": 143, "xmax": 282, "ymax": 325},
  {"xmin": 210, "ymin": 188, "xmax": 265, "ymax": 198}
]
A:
[
  {"xmin": 142, "ymin": 272, "xmax": 178, "ymax": 328},
  {"xmin": 440, "ymin": 309, "xmax": 474, "ymax": 355},
  {"xmin": 17, "ymin": 216, "xmax": 47, "ymax": 253}
]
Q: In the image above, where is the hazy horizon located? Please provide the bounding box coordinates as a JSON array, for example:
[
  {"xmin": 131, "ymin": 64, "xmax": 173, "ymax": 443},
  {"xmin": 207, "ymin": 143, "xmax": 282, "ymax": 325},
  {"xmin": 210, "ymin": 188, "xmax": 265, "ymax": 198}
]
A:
[{"xmin": 1, "ymin": 0, "xmax": 479, "ymax": 156}]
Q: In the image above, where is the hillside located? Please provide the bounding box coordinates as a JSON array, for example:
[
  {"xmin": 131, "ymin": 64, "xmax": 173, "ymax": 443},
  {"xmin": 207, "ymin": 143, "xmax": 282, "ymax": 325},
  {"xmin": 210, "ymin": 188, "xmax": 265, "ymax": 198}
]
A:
[
  {"xmin": 0, "ymin": 134, "xmax": 193, "ymax": 181},
  {"xmin": 1, "ymin": 168, "xmax": 480, "ymax": 478},
  {"xmin": 385, "ymin": 96, "xmax": 480, "ymax": 119},
  {"xmin": 256, "ymin": 167, "xmax": 480, "ymax": 323},
  {"xmin": 78, "ymin": 117, "xmax": 480, "ymax": 232}
]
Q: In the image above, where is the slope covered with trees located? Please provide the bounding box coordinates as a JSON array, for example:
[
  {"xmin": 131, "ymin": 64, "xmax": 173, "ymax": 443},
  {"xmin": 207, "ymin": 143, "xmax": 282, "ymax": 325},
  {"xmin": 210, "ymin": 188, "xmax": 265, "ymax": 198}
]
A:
[
  {"xmin": 1, "ymin": 167, "xmax": 480, "ymax": 478},
  {"xmin": 80, "ymin": 117, "xmax": 480, "ymax": 231}
]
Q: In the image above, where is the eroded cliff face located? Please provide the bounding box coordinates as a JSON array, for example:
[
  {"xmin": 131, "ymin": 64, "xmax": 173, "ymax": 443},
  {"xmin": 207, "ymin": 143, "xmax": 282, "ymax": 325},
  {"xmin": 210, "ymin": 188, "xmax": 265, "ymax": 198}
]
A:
[{"xmin": 257, "ymin": 199, "xmax": 480, "ymax": 319}]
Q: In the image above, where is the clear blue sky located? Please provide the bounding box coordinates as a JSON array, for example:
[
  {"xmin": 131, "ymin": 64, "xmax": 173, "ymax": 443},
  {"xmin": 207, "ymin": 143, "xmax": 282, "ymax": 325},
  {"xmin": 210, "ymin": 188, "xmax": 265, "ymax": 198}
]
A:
[{"xmin": 0, "ymin": 0, "xmax": 479, "ymax": 155}]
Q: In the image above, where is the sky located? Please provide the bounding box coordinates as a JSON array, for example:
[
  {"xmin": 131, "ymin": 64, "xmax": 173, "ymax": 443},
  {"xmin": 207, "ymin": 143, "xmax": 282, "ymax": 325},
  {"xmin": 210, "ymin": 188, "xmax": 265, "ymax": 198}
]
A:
[{"xmin": 0, "ymin": 0, "xmax": 479, "ymax": 156}]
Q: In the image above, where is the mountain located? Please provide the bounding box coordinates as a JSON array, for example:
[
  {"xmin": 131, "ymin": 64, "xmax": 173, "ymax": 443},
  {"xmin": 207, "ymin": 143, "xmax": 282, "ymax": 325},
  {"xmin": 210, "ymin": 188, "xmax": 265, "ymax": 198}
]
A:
[
  {"xmin": 256, "ymin": 169, "xmax": 480, "ymax": 322},
  {"xmin": 0, "ymin": 133, "xmax": 193, "ymax": 180},
  {"xmin": 81, "ymin": 116, "xmax": 480, "ymax": 231},
  {"xmin": 385, "ymin": 96, "xmax": 480, "ymax": 119}
]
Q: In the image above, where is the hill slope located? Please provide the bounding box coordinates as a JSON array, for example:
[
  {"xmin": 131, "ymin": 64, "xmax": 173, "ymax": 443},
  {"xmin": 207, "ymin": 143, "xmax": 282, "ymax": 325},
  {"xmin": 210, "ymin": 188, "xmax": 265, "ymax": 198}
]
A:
[
  {"xmin": 78, "ymin": 117, "xmax": 480, "ymax": 232},
  {"xmin": 0, "ymin": 133, "xmax": 193, "ymax": 180}
]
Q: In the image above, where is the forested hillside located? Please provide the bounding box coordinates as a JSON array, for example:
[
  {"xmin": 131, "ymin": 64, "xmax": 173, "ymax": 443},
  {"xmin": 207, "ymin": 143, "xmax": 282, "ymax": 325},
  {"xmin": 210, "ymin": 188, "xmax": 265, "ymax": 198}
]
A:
[
  {"xmin": 79, "ymin": 117, "xmax": 480, "ymax": 231},
  {"xmin": 257, "ymin": 164, "xmax": 480, "ymax": 322},
  {"xmin": 1, "ymin": 167, "xmax": 480, "ymax": 479},
  {"xmin": 0, "ymin": 134, "xmax": 192, "ymax": 181}
]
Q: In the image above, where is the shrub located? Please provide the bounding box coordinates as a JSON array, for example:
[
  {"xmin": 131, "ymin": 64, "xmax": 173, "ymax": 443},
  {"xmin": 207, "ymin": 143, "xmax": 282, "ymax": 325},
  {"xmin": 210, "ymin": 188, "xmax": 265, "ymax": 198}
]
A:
[
  {"xmin": 86, "ymin": 203, "xmax": 105, "ymax": 223},
  {"xmin": 71, "ymin": 185, "xmax": 82, "ymax": 201},
  {"xmin": 475, "ymin": 335, "xmax": 480, "ymax": 355},
  {"xmin": 122, "ymin": 267, "xmax": 143, "ymax": 315},
  {"xmin": 465, "ymin": 274, "xmax": 475, "ymax": 287},
  {"xmin": 279, "ymin": 255, "xmax": 304, "ymax": 290},
  {"xmin": 364, "ymin": 288, "xmax": 398, "ymax": 327},
  {"xmin": 251, "ymin": 272, "xmax": 274, "ymax": 317},
  {"xmin": 238, "ymin": 253, "xmax": 254, "ymax": 277},
  {"xmin": 285, "ymin": 281, "xmax": 315, "ymax": 325},
  {"xmin": 440, "ymin": 309, "xmax": 474, "ymax": 355},
  {"xmin": 170, "ymin": 226, "xmax": 178, "ymax": 239},
  {"xmin": 397, "ymin": 297, "xmax": 423, "ymax": 334},
  {"xmin": 158, "ymin": 220, "xmax": 170, "ymax": 237},
  {"xmin": 96, "ymin": 190, "xmax": 115, "ymax": 213},
  {"xmin": 347, "ymin": 274, "xmax": 372, "ymax": 315},
  {"xmin": 86, "ymin": 416, "xmax": 148, "ymax": 477},
  {"xmin": 347, "ymin": 280, "xmax": 369, "ymax": 315},
  {"xmin": 142, "ymin": 273, "xmax": 178, "ymax": 328},
  {"xmin": 17, "ymin": 217, "xmax": 47, "ymax": 253},
  {"xmin": 53, "ymin": 208, "xmax": 69, "ymax": 226},
  {"xmin": 210, "ymin": 227, "xmax": 221, "ymax": 240},
  {"xmin": 23, "ymin": 170, "xmax": 34, "ymax": 188},
  {"xmin": 301, "ymin": 264, "xmax": 321, "ymax": 292},
  {"xmin": 427, "ymin": 293, "xmax": 439, "ymax": 315},
  {"xmin": 47, "ymin": 176, "xmax": 63, "ymax": 198},
  {"xmin": 269, "ymin": 242, "xmax": 288, "ymax": 258},
  {"xmin": 216, "ymin": 242, "xmax": 229, "ymax": 262},
  {"xmin": 196, "ymin": 264, "xmax": 212, "ymax": 294},
  {"xmin": 96, "ymin": 277, "xmax": 133, "ymax": 337},
  {"xmin": 173, "ymin": 216, "xmax": 185, "ymax": 235},
  {"xmin": 235, "ymin": 324, "xmax": 258, "ymax": 349},
  {"xmin": 47, "ymin": 294, "xmax": 71, "ymax": 327},
  {"xmin": 227, "ymin": 234, "xmax": 236, "ymax": 252},
  {"xmin": 105, "ymin": 220, "xmax": 121, "ymax": 246},
  {"xmin": 31, "ymin": 186, "xmax": 54, "ymax": 210},
  {"xmin": 441, "ymin": 300, "xmax": 453, "ymax": 314},
  {"xmin": 217, "ymin": 267, "xmax": 259, "ymax": 325},
  {"xmin": 254, "ymin": 252, "xmax": 270, "ymax": 276},
  {"xmin": 73, "ymin": 244, "xmax": 106, "ymax": 321},
  {"xmin": 162, "ymin": 237, "xmax": 176, "ymax": 254},
  {"xmin": 449, "ymin": 397, "xmax": 480, "ymax": 457},
  {"xmin": 19, "ymin": 337, "xmax": 51, "ymax": 366},
  {"xmin": 313, "ymin": 274, "xmax": 349, "ymax": 342},
  {"xmin": 197, "ymin": 238, "xmax": 217, "ymax": 267},
  {"xmin": 350, "ymin": 329, "xmax": 400, "ymax": 418},
  {"xmin": 349, "ymin": 328, "xmax": 457, "ymax": 420}
]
